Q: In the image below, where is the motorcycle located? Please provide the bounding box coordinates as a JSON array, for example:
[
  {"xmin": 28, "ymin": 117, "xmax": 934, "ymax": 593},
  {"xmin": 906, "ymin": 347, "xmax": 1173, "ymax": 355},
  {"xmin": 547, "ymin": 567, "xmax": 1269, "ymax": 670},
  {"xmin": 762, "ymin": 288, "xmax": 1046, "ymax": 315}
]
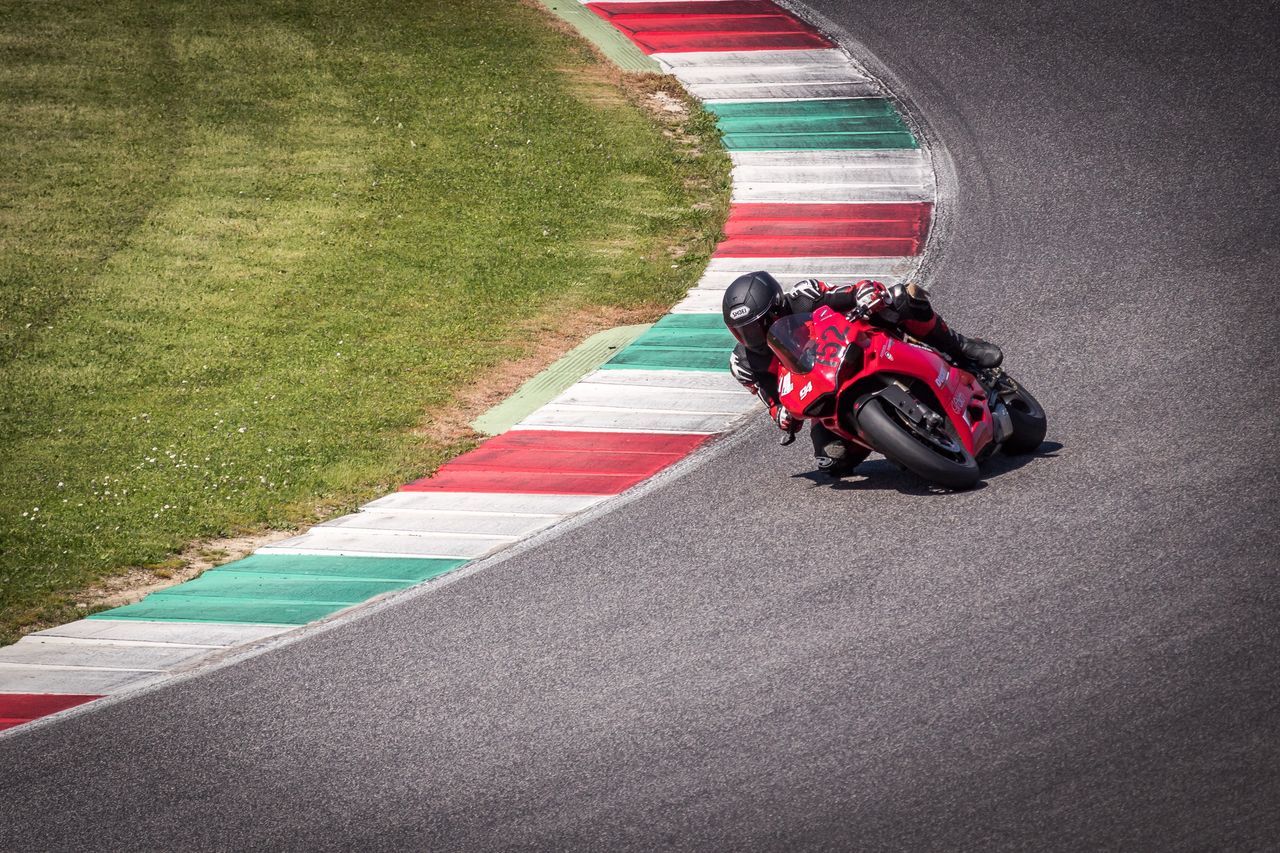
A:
[{"xmin": 766, "ymin": 304, "xmax": 1047, "ymax": 489}]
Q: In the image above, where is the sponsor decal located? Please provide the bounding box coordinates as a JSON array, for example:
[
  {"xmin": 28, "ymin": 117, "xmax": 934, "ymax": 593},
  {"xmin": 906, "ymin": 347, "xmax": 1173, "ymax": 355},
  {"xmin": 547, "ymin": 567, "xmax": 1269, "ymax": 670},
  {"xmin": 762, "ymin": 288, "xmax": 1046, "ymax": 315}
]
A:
[
  {"xmin": 879, "ymin": 340, "xmax": 894, "ymax": 361},
  {"xmin": 778, "ymin": 371, "xmax": 793, "ymax": 396},
  {"xmin": 936, "ymin": 364, "xmax": 949, "ymax": 388},
  {"xmin": 729, "ymin": 305, "xmax": 751, "ymax": 320},
  {"xmin": 799, "ymin": 380, "xmax": 814, "ymax": 400}
]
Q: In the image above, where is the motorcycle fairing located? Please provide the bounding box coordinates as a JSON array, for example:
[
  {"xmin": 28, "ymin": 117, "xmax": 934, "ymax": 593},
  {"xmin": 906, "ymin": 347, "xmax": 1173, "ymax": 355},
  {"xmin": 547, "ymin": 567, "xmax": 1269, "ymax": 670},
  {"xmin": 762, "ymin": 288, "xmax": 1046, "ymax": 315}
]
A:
[{"xmin": 770, "ymin": 306, "xmax": 996, "ymax": 456}]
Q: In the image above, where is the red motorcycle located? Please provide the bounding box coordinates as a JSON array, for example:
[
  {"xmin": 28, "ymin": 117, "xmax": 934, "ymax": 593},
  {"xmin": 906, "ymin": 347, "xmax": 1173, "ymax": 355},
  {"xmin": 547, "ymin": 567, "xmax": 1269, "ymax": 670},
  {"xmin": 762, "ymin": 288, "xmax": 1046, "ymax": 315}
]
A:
[{"xmin": 767, "ymin": 304, "xmax": 1047, "ymax": 489}]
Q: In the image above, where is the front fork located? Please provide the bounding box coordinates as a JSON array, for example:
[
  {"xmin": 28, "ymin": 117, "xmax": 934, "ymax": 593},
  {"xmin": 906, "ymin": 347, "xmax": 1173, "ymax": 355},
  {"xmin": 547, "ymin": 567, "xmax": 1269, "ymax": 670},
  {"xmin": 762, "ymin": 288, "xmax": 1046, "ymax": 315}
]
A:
[{"xmin": 979, "ymin": 367, "xmax": 1015, "ymax": 445}]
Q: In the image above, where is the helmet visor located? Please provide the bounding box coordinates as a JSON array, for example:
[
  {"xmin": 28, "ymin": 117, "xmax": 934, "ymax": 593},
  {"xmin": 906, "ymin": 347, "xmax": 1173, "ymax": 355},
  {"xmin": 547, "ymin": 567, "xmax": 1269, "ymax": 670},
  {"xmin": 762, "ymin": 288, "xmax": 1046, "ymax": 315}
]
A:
[{"xmin": 732, "ymin": 314, "xmax": 772, "ymax": 350}]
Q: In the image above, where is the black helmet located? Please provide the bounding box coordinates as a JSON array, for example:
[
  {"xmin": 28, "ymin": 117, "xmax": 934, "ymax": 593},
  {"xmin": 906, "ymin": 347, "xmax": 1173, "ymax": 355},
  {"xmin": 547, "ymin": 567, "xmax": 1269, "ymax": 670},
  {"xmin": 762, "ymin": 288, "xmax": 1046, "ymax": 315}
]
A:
[{"xmin": 722, "ymin": 271, "xmax": 786, "ymax": 352}]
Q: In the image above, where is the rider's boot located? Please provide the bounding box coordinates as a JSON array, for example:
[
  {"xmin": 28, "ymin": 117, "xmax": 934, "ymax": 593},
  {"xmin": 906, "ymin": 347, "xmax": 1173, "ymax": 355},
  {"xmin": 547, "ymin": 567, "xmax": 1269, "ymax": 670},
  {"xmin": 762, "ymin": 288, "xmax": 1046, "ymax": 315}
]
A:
[
  {"xmin": 813, "ymin": 423, "xmax": 870, "ymax": 478},
  {"xmin": 922, "ymin": 320, "xmax": 1003, "ymax": 369},
  {"xmin": 901, "ymin": 284, "xmax": 1003, "ymax": 369}
]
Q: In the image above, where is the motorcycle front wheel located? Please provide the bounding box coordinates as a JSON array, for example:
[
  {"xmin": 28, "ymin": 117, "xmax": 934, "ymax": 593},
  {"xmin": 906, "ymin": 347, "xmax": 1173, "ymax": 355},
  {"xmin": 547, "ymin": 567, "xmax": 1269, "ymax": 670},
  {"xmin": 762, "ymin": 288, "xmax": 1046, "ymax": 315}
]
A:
[{"xmin": 856, "ymin": 397, "xmax": 981, "ymax": 490}]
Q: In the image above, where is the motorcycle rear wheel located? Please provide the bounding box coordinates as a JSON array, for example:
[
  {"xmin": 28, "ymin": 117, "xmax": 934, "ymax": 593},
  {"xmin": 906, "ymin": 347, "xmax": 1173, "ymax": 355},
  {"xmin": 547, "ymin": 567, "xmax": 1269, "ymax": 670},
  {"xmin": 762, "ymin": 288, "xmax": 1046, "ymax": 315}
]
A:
[
  {"xmin": 857, "ymin": 397, "xmax": 981, "ymax": 490},
  {"xmin": 999, "ymin": 375, "xmax": 1048, "ymax": 455}
]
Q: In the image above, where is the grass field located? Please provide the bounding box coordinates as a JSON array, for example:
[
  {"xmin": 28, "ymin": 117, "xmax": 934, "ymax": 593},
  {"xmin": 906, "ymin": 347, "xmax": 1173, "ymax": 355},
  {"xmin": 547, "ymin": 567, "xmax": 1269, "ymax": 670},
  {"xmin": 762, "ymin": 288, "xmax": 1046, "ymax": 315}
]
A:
[{"xmin": 0, "ymin": 0, "xmax": 729, "ymax": 643}]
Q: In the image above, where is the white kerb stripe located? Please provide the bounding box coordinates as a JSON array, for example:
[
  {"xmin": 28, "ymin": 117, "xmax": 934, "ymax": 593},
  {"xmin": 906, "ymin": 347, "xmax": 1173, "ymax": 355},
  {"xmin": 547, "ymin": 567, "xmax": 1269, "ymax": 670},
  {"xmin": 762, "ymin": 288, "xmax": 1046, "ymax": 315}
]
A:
[
  {"xmin": 655, "ymin": 49, "xmax": 858, "ymax": 70},
  {"xmin": 0, "ymin": 663, "xmax": 167, "ymax": 695},
  {"xmin": 580, "ymin": 367, "xmax": 747, "ymax": 392},
  {"xmin": 697, "ymin": 260, "xmax": 917, "ymax": 289},
  {"xmin": 258, "ymin": 529, "xmax": 513, "ymax": 559},
  {"xmin": 548, "ymin": 383, "xmax": 755, "ymax": 414},
  {"xmin": 729, "ymin": 149, "xmax": 929, "ymax": 168},
  {"xmin": 672, "ymin": 292, "xmax": 728, "ymax": 313},
  {"xmin": 733, "ymin": 184, "xmax": 934, "ymax": 204},
  {"xmin": 362, "ymin": 491, "xmax": 605, "ymax": 516},
  {"xmin": 669, "ymin": 63, "xmax": 870, "ymax": 87},
  {"xmin": 33, "ymin": 620, "xmax": 292, "ymax": 646},
  {"xmin": 320, "ymin": 511, "xmax": 559, "ymax": 538},
  {"xmin": 732, "ymin": 163, "xmax": 929, "ymax": 184},
  {"xmin": 516, "ymin": 406, "xmax": 740, "ymax": 434},
  {"xmin": 695, "ymin": 83, "xmax": 883, "ymax": 101},
  {"xmin": 0, "ymin": 637, "xmax": 218, "ymax": 671}
]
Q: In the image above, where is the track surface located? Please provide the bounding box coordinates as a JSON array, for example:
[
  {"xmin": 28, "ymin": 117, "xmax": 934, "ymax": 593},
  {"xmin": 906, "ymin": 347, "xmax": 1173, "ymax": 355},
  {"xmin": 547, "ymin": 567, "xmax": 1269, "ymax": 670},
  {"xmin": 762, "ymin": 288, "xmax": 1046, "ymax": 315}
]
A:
[{"xmin": 3, "ymin": 1, "xmax": 1278, "ymax": 849}]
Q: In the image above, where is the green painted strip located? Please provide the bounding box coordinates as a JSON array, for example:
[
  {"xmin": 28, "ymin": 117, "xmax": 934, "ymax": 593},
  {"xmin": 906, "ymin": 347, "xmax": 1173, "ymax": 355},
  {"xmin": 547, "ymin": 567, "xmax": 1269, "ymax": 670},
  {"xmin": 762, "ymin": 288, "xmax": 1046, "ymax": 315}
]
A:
[
  {"xmin": 603, "ymin": 315, "xmax": 734, "ymax": 372},
  {"xmin": 535, "ymin": 0, "xmax": 662, "ymax": 74},
  {"xmin": 473, "ymin": 324, "xmax": 651, "ymax": 436},
  {"xmin": 207, "ymin": 553, "xmax": 465, "ymax": 581},
  {"xmin": 706, "ymin": 99, "xmax": 917, "ymax": 151}
]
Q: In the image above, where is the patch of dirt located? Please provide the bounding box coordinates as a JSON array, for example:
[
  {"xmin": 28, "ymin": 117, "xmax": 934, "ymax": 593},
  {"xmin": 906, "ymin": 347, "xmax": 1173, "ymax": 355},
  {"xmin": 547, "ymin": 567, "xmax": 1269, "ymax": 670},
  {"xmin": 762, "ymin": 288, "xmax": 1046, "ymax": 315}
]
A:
[
  {"xmin": 75, "ymin": 529, "xmax": 299, "ymax": 611},
  {"xmin": 11, "ymin": 527, "xmax": 299, "ymax": 642},
  {"xmin": 624, "ymin": 73, "xmax": 713, "ymax": 154}
]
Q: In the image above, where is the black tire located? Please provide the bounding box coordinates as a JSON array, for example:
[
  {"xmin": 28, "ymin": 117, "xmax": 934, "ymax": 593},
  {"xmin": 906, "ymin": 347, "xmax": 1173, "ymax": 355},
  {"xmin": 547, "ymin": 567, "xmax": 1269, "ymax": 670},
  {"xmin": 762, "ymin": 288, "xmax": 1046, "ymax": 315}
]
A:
[
  {"xmin": 856, "ymin": 397, "xmax": 980, "ymax": 489},
  {"xmin": 1000, "ymin": 375, "xmax": 1048, "ymax": 455}
]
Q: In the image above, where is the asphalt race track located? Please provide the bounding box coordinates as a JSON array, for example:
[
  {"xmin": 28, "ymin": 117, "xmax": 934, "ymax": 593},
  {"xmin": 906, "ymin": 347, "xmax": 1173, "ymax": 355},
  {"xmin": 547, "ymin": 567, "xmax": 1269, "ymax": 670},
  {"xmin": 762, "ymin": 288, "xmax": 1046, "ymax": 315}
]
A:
[{"xmin": 3, "ymin": 1, "xmax": 1278, "ymax": 849}]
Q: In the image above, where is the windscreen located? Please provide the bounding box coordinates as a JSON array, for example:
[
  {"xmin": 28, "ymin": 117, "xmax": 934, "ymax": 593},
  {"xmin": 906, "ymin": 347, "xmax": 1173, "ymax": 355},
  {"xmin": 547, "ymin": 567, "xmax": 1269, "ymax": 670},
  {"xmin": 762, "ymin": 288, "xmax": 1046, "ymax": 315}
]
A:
[{"xmin": 766, "ymin": 312, "xmax": 819, "ymax": 375}]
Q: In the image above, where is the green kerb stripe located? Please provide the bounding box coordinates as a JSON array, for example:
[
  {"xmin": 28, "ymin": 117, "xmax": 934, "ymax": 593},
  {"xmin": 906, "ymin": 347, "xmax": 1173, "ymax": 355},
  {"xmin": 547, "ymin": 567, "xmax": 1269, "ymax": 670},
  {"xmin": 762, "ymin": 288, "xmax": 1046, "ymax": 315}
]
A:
[
  {"xmin": 86, "ymin": 596, "xmax": 347, "ymax": 625},
  {"xmin": 721, "ymin": 132, "xmax": 917, "ymax": 151},
  {"xmin": 603, "ymin": 314, "xmax": 733, "ymax": 372},
  {"xmin": 707, "ymin": 98, "xmax": 917, "ymax": 151},
  {"xmin": 88, "ymin": 554, "xmax": 467, "ymax": 623},
  {"xmin": 210, "ymin": 554, "xmax": 463, "ymax": 581}
]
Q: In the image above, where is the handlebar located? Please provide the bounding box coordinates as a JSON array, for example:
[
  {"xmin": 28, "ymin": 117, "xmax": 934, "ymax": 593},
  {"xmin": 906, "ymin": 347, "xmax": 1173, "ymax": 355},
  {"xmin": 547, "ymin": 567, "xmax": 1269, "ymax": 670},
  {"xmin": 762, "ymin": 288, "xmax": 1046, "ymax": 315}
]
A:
[{"xmin": 845, "ymin": 304, "xmax": 872, "ymax": 321}]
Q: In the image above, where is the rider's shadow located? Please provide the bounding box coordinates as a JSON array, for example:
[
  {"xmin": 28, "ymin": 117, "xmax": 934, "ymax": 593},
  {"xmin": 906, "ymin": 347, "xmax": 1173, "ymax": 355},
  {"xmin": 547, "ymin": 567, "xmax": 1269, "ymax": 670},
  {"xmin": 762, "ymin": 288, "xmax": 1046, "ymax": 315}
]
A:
[{"xmin": 790, "ymin": 441, "xmax": 1063, "ymax": 495}]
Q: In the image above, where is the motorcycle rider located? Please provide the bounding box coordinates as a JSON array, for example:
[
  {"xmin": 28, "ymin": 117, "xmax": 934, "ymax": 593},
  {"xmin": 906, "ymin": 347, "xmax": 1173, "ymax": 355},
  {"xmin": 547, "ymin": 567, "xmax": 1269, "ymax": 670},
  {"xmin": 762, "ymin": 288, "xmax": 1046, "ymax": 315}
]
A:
[{"xmin": 723, "ymin": 271, "xmax": 1003, "ymax": 477}]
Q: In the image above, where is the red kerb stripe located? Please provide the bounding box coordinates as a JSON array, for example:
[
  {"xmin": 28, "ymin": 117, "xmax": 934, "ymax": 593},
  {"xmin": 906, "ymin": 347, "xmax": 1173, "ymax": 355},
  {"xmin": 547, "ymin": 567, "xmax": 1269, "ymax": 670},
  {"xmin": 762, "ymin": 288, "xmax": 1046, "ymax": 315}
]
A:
[
  {"xmin": 613, "ymin": 15, "xmax": 814, "ymax": 35},
  {"xmin": 0, "ymin": 693, "xmax": 101, "ymax": 728},
  {"xmin": 589, "ymin": 1, "xmax": 794, "ymax": 17},
  {"xmin": 715, "ymin": 202, "xmax": 932, "ymax": 258},
  {"xmin": 494, "ymin": 430, "xmax": 706, "ymax": 454},
  {"xmin": 401, "ymin": 431, "xmax": 710, "ymax": 495},
  {"xmin": 716, "ymin": 236, "xmax": 924, "ymax": 258},
  {"xmin": 404, "ymin": 470, "xmax": 648, "ymax": 496},
  {"xmin": 629, "ymin": 31, "xmax": 831, "ymax": 53},
  {"xmin": 586, "ymin": 1, "xmax": 832, "ymax": 53}
]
